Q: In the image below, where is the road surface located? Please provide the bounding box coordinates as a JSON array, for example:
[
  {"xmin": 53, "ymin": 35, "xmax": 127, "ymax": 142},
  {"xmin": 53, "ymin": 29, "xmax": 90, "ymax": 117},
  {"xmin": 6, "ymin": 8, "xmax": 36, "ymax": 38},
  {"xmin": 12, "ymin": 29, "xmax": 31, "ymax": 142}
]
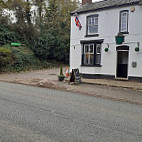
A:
[{"xmin": 0, "ymin": 81, "xmax": 142, "ymax": 142}]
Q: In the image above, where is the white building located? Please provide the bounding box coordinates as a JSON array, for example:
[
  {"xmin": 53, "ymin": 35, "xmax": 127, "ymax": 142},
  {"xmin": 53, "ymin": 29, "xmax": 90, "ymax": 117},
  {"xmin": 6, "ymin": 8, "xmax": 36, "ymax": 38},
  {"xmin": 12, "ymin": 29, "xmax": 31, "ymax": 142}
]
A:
[{"xmin": 70, "ymin": 0, "xmax": 142, "ymax": 81}]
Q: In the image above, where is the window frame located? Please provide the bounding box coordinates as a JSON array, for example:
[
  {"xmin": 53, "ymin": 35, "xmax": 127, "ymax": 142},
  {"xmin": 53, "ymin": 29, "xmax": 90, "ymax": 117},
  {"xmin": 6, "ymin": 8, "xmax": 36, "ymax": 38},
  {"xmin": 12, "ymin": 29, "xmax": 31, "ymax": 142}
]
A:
[
  {"xmin": 96, "ymin": 44, "xmax": 101, "ymax": 65},
  {"xmin": 81, "ymin": 40, "xmax": 103, "ymax": 67},
  {"xmin": 119, "ymin": 10, "xmax": 129, "ymax": 34},
  {"xmin": 86, "ymin": 14, "xmax": 99, "ymax": 37},
  {"xmin": 84, "ymin": 44, "xmax": 94, "ymax": 65}
]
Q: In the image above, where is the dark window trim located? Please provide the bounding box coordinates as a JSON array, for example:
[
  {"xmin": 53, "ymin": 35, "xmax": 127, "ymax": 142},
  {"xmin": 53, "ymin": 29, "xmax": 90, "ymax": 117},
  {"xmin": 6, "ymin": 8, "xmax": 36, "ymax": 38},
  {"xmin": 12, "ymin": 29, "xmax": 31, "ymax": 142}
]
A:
[
  {"xmin": 86, "ymin": 14, "xmax": 99, "ymax": 37},
  {"xmin": 121, "ymin": 32, "xmax": 129, "ymax": 34},
  {"xmin": 81, "ymin": 65, "xmax": 102, "ymax": 67},
  {"xmin": 86, "ymin": 14, "xmax": 99, "ymax": 18},
  {"xmin": 85, "ymin": 34, "xmax": 99, "ymax": 37},
  {"xmin": 119, "ymin": 10, "xmax": 129, "ymax": 34},
  {"xmin": 80, "ymin": 39, "xmax": 104, "ymax": 44},
  {"xmin": 116, "ymin": 45, "xmax": 129, "ymax": 51},
  {"xmin": 81, "ymin": 39, "xmax": 103, "ymax": 67}
]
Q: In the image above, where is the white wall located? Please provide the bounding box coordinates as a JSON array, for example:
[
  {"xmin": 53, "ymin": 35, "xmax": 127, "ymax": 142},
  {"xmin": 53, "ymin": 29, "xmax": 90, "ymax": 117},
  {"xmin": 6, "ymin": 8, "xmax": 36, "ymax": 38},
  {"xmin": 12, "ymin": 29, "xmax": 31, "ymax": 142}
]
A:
[{"xmin": 70, "ymin": 5, "xmax": 142, "ymax": 77}]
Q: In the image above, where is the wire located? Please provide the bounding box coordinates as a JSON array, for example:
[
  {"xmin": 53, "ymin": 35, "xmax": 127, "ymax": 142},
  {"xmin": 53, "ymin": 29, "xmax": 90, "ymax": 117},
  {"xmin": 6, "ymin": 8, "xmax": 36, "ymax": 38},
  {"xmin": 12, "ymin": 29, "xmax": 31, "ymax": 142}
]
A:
[{"xmin": 70, "ymin": 42, "xmax": 141, "ymax": 48}]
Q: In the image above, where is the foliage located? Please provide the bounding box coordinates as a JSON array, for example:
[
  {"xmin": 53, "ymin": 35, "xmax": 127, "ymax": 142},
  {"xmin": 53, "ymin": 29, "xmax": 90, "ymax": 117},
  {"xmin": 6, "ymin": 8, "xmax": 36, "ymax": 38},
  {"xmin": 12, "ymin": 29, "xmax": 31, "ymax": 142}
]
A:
[
  {"xmin": 60, "ymin": 66, "xmax": 63, "ymax": 76},
  {"xmin": 58, "ymin": 66, "xmax": 64, "ymax": 81},
  {"xmin": 0, "ymin": 45, "xmax": 53, "ymax": 72},
  {"xmin": 0, "ymin": 24, "xmax": 19, "ymax": 46},
  {"xmin": 0, "ymin": 0, "xmax": 79, "ymax": 72},
  {"xmin": 135, "ymin": 47, "xmax": 139, "ymax": 52},
  {"xmin": 10, "ymin": 46, "xmax": 37, "ymax": 71},
  {"xmin": 0, "ymin": 47, "xmax": 14, "ymax": 71},
  {"xmin": 33, "ymin": 30, "xmax": 58, "ymax": 60}
]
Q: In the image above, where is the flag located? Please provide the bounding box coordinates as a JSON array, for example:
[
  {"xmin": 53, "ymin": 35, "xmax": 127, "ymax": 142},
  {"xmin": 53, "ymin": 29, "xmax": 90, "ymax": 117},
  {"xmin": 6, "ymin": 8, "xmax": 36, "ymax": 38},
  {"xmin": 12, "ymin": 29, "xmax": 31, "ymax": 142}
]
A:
[{"xmin": 75, "ymin": 16, "xmax": 82, "ymax": 30}]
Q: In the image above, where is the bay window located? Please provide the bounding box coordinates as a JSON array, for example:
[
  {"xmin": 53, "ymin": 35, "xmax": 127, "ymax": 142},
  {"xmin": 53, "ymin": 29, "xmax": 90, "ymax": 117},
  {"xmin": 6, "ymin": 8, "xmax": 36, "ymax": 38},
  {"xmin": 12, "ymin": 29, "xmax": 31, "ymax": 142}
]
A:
[{"xmin": 81, "ymin": 40, "xmax": 103, "ymax": 66}]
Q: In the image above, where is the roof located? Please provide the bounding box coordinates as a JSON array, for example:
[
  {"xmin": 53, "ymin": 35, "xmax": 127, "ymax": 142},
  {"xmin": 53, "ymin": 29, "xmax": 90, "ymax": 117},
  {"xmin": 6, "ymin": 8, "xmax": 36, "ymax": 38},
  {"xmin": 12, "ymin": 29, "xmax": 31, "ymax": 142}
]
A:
[{"xmin": 71, "ymin": 0, "xmax": 141, "ymax": 15}]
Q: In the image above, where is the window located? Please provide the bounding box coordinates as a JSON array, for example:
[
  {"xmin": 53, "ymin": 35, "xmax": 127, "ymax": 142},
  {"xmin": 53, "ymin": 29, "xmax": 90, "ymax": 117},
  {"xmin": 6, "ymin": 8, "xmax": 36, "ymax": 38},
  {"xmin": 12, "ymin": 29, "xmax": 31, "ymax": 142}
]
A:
[
  {"xmin": 81, "ymin": 42, "xmax": 102, "ymax": 66},
  {"xmin": 84, "ymin": 44, "xmax": 94, "ymax": 65},
  {"xmin": 87, "ymin": 15, "xmax": 98, "ymax": 36},
  {"xmin": 120, "ymin": 10, "xmax": 129, "ymax": 33},
  {"xmin": 96, "ymin": 44, "xmax": 101, "ymax": 65}
]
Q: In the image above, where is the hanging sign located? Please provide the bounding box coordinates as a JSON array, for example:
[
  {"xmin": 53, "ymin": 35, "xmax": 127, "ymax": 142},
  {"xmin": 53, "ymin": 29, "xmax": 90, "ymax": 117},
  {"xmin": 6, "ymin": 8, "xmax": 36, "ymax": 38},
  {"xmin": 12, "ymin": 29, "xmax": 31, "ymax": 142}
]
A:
[
  {"xmin": 73, "ymin": 68, "xmax": 82, "ymax": 83},
  {"xmin": 69, "ymin": 68, "xmax": 81, "ymax": 83}
]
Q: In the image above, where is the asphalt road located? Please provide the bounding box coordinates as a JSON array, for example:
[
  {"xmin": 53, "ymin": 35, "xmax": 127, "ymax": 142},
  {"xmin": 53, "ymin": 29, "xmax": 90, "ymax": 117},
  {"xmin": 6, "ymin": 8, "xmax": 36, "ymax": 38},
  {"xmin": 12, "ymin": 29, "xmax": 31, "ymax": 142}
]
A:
[{"xmin": 0, "ymin": 81, "xmax": 142, "ymax": 142}]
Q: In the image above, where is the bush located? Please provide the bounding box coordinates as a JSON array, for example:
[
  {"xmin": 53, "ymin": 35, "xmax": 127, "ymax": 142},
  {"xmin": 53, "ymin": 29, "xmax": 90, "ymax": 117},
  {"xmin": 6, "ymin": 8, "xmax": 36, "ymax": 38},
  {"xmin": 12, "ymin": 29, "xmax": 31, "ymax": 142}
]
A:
[
  {"xmin": 54, "ymin": 43, "xmax": 69, "ymax": 64},
  {"xmin": 1, "ymin": 45, "xmax": 54, "ymax": 72},
  {"xmin": 0, "ymin": 47, "xmax": 14, "ymax": 71},
  {"xmin": 0, "ymin": 25, "xmax": 19, "ymax": 46},
  {"xmin": 33, "ymin": 32, "xmax": 58, "ymax": 60},
  {"xmin": 33, "ymin": 30, "xmax": 69, "ymax": 64},
  {"xmin": 10, "ymin": 46, "xmax": 40, "ymax": 72}
]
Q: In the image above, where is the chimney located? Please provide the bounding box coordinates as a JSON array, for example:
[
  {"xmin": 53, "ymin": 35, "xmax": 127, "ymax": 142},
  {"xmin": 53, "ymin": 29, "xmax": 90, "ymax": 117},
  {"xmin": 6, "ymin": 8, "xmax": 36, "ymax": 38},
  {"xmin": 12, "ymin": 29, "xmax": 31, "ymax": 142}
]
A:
[
  {"xmin": 139, "ymin": 0, "xmax": 142, "ymax": 5},
  {"xmin": 82, "ymin": 0, "xmax": 92, "ymax": 5}
]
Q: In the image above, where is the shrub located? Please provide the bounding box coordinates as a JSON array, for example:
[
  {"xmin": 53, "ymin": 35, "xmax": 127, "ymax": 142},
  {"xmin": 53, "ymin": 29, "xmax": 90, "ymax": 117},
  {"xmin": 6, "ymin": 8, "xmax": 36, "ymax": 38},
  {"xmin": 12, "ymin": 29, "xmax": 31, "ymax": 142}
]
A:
[
  {"xmin": 0, "ymin": 43, "xmax": 61, "ymax": 72},
  {"xmin": 0, "ymin": 25, "xmax": 19, "ymax": 46},
  {"xmin": 0, "ymin": 47, "xmax": 14, "ymax": 71},
  {"xmin": 33, "ymin": 32, "xmax": 58, "ymax": 60},
  {"xmin": 2, "ymin": 45, "xmax": 53, "ymax": 72},
  {"xmin": 9, "ymin": 46, "xmax": 39, "ymax": 72}
]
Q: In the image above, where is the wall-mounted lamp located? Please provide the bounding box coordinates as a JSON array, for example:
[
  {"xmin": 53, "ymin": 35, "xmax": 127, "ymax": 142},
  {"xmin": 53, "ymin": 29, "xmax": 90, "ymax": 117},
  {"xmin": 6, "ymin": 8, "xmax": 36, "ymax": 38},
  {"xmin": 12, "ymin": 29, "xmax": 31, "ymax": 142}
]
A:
[{"xmin": 73, "ymin": 45, "xmax": 75, "ymax": 49}]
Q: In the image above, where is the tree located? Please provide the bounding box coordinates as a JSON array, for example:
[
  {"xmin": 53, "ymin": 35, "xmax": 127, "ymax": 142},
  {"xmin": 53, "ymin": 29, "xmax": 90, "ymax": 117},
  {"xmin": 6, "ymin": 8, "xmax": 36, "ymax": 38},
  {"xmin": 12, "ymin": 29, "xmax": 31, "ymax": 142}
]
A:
[
  {"xmin": 32, "ymin": 0, "xmax": 79, "ymax": 63},
  {"xmin": 0, "ymin": 24, "xmax": 19, "ymax": 46},
  {"xmin": 46, "ymin": 0, "xmax": 78, "ymax": 63},
  {"xmin": 34, "ymin": 28, "xmax": 58, "ymax": 60},
  {"xmin": 0, "ymin": 0, "xmax": 79, "ymax": 64},
  {"xmin": 33, "ymin": 0, "xmax": 47, "ymax": 28}
]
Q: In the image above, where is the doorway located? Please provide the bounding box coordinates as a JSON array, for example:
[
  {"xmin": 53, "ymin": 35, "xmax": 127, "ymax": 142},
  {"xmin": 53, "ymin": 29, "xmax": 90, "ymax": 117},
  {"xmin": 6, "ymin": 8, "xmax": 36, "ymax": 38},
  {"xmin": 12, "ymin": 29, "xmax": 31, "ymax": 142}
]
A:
[{"xmin": 116, "ymin": 51, "xmax": 129, "ymax": 78}]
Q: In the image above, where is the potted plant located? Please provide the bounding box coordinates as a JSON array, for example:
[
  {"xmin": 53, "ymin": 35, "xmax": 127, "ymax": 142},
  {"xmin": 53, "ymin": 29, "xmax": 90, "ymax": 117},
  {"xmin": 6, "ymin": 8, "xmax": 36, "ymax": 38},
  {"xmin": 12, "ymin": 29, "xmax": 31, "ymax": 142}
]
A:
[
  {"xmin": 135, "ymin": 47, "xmax": 139, "ymax": 52},
  {"xmin": 58, "ymin": 66, "xmax": 65, "ymax": 81},
  {"xmin": 115, "ymin": 33, "xmax": 125, "ymax": 44},
  {"xmin": 104, "ymin": 47, "xmax": 109, "ymax": 52}
]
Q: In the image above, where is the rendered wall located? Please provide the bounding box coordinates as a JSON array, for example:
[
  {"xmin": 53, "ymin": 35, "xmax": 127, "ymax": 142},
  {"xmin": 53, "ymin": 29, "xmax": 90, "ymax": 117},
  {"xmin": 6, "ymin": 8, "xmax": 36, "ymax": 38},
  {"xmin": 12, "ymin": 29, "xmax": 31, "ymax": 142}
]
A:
[{"xmin": 70, "ymin": 5, "xmax": 142, "ymax": 78}]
